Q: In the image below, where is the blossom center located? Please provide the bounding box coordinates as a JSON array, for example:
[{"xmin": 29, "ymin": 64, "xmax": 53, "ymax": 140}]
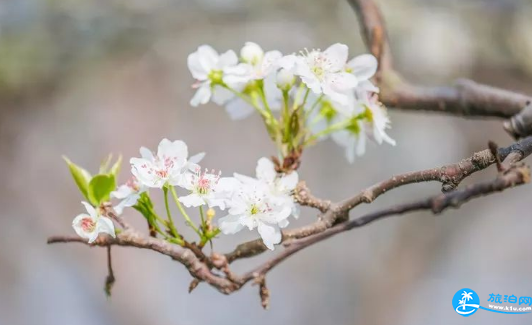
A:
[
  {"xmin": 208, "ymin": 70, "xmax": 223, "ymax": 84},
  {"xmin": 80, "ymin": 217, "xmax": 96, "ymax": 232}
]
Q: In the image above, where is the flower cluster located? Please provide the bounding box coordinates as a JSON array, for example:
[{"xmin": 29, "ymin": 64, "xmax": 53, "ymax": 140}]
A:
[
  {"xmin": 187, "ymin": 42, "xmax": 395, "ymax": 163},
  {"xmin": 69, "ymin": 139, "xmax": 299, "ymax": 250},
  {"xmin": 65, "ymin": 41, "xmax": 399, "ymax": 253}
]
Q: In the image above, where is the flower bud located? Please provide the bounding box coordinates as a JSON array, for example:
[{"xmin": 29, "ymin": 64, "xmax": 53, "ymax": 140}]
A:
[
  {"xmin": 276, "ymin": 68, "xmax": 295, "ymax": 90},
  {"xmin": 241, "ymin": 42, "xmax": 264, "ymax": 65}
]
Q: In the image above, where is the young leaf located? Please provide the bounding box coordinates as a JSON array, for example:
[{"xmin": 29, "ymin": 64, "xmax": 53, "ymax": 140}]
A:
[
  {"xmin": 99, "ymin": 154, "xmax": 113, "ymax": 174},
  {"xmin": 88, "ymin": 174, "xmax": 116, "ymax": 205},
  {"xmin": 109, "ymin": 154, "xmax": 122, "ymax": 178},
  {"xmin": 63, "ymin": 156, "xmax": 92, "ymax": 201}
]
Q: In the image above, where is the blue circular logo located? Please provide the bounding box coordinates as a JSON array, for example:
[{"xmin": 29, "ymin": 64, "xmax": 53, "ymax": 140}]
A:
[{"xmin": 452, "ymin": 288, "xmax": 480, "ymax": 317}]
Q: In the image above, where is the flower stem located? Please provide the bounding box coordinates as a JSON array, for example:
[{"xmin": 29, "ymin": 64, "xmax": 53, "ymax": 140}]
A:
[
  {"xmin": 169, "ymin": 186, "xmax": 202, "ymax": 238},
  {"xmin": 162, "ymin": 186, "xmax": 180, "ymax": 238},
  {"xmin": 304, "ymin": 120, "xmax": 349, "ymax": 145}
]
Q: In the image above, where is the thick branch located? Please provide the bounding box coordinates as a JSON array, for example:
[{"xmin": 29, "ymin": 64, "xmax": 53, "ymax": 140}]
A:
[
  {"xmin": 48, "ymin": 229, "xmax": 241, "ymax": 294},
  {"xmin": 244, "ymin": 160, "xmax": 530, "ymax": 281},
  {"xmin": 226, "ymin": 136, "xmax": 532, "ymax": 263},
  {"xmin": 347, "ymin": 0, "xmax": 532, "ymax": 133}
]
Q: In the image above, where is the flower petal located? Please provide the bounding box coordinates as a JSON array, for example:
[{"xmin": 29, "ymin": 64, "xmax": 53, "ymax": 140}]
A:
[
  {"xmin": 347, "ymin": 54, "xmax": 377, "ymax": 80},
  {"xmin": 257, "ymin": 222, "xmax": 281, "ymax": 250},
  {"xmin": 225, "ymin": 98, "xmax": 255, "ymax": 120},
  {"xmin": 187, "ymin": 51, "xmax": 208, "ymax": 80},
  {"xmin": 179, "ymin": 194, "xmax": 206, "ymax": 207},
  {"xmin": 197, "ymin": 45, "xmax": 219, "ymax": 72},
  {"xmin": 190, "ymin": 84, "xmax": 212, "ymax": 107},
  {"xmin": 256, "ymin": 157, "xmax": 276, "ymax": 183},
  {"xmin": 81, "ymin": 201, "xmax": 97, "ymax": 219},
  {"xmin": 324, "ymin": 43, "xmax": 349, "ymax": 72},
  {"xmin": 218, "ymin": 214, "xmax": 245, "ymax": 234}
]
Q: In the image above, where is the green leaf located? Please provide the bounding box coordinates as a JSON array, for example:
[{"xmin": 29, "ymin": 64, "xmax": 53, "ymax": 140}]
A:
[
  {"xmin": 109, "ymin": 154, "xmax": 122, "ymax": 178},
  {"xmin": 88, "ymin": 174, "xmax": 116, "ymax": 205},
  {"xmin": 63, "ymin": 156, "xmax": 92, "ymax": 201}
]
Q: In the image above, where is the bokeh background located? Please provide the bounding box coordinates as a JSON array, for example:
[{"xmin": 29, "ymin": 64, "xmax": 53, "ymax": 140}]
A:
[{"xmin": 1, "ymin": 0, "xmax": 532, "ymax": 324}]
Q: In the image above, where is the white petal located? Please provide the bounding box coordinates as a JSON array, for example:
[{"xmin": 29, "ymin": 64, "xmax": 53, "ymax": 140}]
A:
[
  {"xmin": 358, "ymin": 79, "xmax": 379, "ymax": 93},
  {"xmin": 218, "ymin": 50, "xmax": 238, "ymax": 68},
  {"xmin": 81, "ymin": 201, "xmax": 97, "ymax": 219},
  {"xmin": 139, "ymin": 147, "xmax": 154, "ymax": 161},
  {"xmin": 324, "ymin": 43, "xmax": 349, "ymax": 71},
  {"xmin": 324, "ymin": 72, "xmax": 358, "ymax": 93},
  {"xmin": 212, "ymin": 85, "xmax": 234, "ymax": 105},
  {"xmin": 190, "ymin": 84, "xmax": 212, "ymax": 107},
  {"xmin": 257, "ymin": 222, "xmax": 281, "ymax": 250},
  {"xmin": 225, "ymin": 98, "xmax": 255, "ymax": 120},
  {"xmin": 179, "ymin": 194, "xmax": 206, "ymax": 208},
  {"xmin": 218, "ymin": 214, "xmax": 245, "ymax": 234},
  {"xmin": 197, "ymin": 45, "xmax": 219, "ymax": 72},
  {"xmin": 189, "ymin": 152, "xmax": 205, "ymax": 165},
  {"xmin": 158, "ymin": 139, "xmax": 188, "ymax": 163},
  {"xmin": 278, "ymin": 54, "xmax": 299, "ymax": 71},
  {"xmin": 279, "ymin": 171, "xmax": 298, "ymax": 191},
  {"xmin": 111, "ymin": 184, "xmax": 133, "ymax": 199},
  {"xmin": 97, "ymin": 217, "xmax": 116, "ymax": 238},
  {"xmin": 256, "ymin": 157, "xmax": 277, "ymax": 182},
  {"xmin": 347, "ymin": 54, "xmax": 377, "ymax": 80},
  {"xmin": 187, "ymin": 51, "xmax": 208, "ymax": 80}
]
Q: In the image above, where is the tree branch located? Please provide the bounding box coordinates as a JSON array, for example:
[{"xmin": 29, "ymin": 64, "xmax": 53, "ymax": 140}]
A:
[
  {"xmin": 346, "ymin": 0, "xmax": 532, "ymax": 135},
  {"xmin": 243, "ymin": 157, "xmax": 530, "ymax": 281}
]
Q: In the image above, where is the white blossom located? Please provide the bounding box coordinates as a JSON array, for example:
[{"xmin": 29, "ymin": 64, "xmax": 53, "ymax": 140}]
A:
[
  {"xmin": 280, "ymin": 43, "xmax": 358, "ymax": 105},
  {"xmin": 218, "ymin": 157, "xmax": 299, "ymax": 250},
  {"xmin": 178, "ymin": 168, "xmax": 239, "ymax": 209},
  {"xmin": 218, "ymin": 184, "xmax": 291, "ymax": 250},
  {"xmin": 111, "ymin": 176, "xmax": 146, "ymax": 215},
  {"xmin": 72, "ymin": 202, "xmax": 115, "ymax": 243},
  {"xmin": 331, "ymin": 90, "xmax": 395, "ymax": 163},
  {"xmin": 130, "ymin": 138, "xmax": 204, "ymax": 188},
  {"xmin": 187, "ymin": 45, "xmax": 249, "ymax": 107},
  {"xmin": 346, "ymin": 54, "xmax": 379, "ymax": 93}
]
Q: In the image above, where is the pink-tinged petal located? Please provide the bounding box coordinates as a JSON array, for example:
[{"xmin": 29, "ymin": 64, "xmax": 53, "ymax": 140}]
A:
[
  {"xmin": 324, "ymin": 43, "xmax": 349, "ymax": 71},
  {"xmin": 190, "ymin": 84, "xmax": 212, "ymax": 107},
  {"xmin": 187, "ymin": 52, "xmax": 208, "ymax": 80},
  {"xmin": 218, "ymin": 214, "xmax": 245, "ymax": 234},
  {"xmin": 130, "ymin": 158, "xmax": 159, "ymax": 188},
  {"xmin": 179, "ymin": 194, "xmax": 206, "ymax": 208},
  {"xmin": 347, "ymin": 54, "xmax": 377, "ymax": 80},
  {"xmin": 72, "ymin": 213, "xmax": 93, "ymax": 239},
  {"xmin": 197, "ymin": 45, "xmax": 219, "ymax": 72},
  {"xmin": 257, "ymin": 222, "xmax": 281, "ymax": 250},
  {"xmin": 256, "ymin": 157, "xmax": 276, "ymax": 183}
]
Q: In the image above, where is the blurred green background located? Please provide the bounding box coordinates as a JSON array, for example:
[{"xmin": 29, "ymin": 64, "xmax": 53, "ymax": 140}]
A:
[{"xmin": 1, "ymin": 0, "xmax": 532, "ymax": 324}]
